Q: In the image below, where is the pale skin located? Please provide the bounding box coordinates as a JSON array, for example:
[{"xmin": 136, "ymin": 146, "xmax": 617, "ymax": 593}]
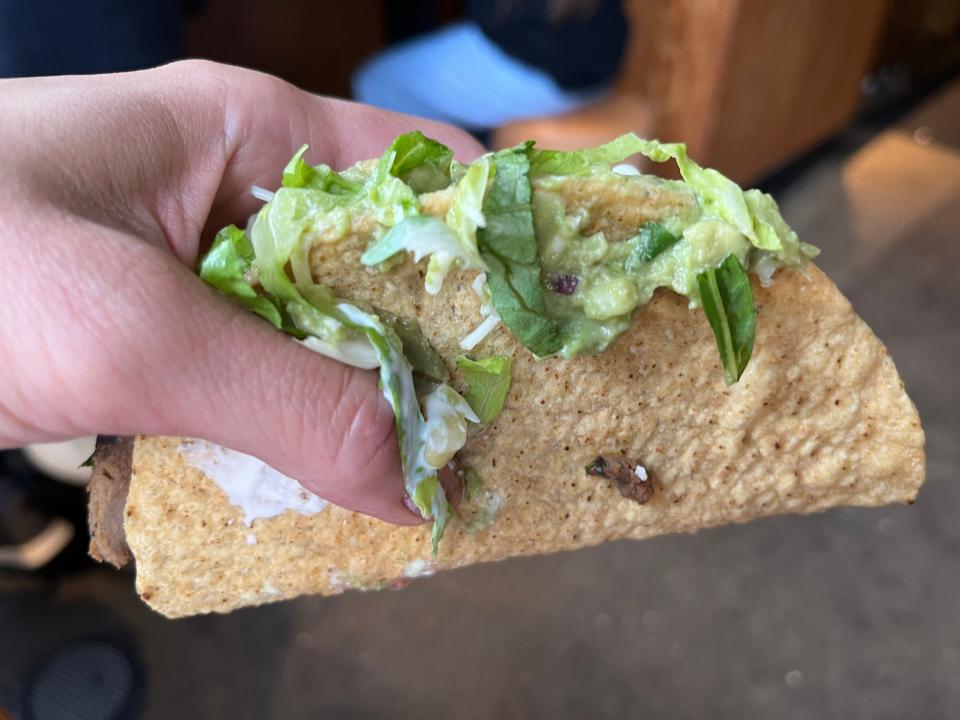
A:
[{"xmin": 0, "ymin": 60, "xmax": 485, "ymax": 524}]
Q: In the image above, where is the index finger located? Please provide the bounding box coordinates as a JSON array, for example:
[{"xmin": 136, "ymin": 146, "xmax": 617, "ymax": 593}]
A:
[{"xmin": 158, "ymin": 61, "xmax": 486, "ymax": 263}]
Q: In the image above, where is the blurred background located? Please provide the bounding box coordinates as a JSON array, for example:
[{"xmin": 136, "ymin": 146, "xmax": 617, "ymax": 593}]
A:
[{"xmin": 1, "ymin": 0, "xmax": 959, "ymax": 718}]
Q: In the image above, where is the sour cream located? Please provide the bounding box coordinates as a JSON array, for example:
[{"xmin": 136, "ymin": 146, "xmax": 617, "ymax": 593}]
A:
[{"xmin": 178, "ymin": 440, "xmax": 328, "ymax": 526}]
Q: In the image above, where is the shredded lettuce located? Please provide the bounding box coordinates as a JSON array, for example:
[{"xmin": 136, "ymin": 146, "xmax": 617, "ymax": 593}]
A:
[
  {"xmin": 361, "ymin": 158, "xmax": 490, "ymax": 294},
  {"xmin": 361, "ymin": 215, "xmax": 458, "ymax": 267},
  {"xmin": 282, "ymin": 144, "xmax": 363, "ymax": 194},
  {"xmin": 530, "ymin": 133, "xmax": 818, "ymax": 264},
  {"xmin": 198, "ymin": 225, "xmax": 297, "ymax": 334},
  {"xmin": 630, "ymin": 139, "xmax": 782, "ymax": 251},
  {"xmin": 199, "ymin": 183, "xmax": 476, "ymax": 552},
  {"xmin": 433, "ymin": 157, "xmax": 491, "ymax": 291},
  {"xmin": 529, "ymin": 134, "xmax": 653, "ymax": 176},
  {"xmin": 334, "ymin": 303, "xmax": 455, "ymax": 553},
  {"xmin": 421, "ymin": 384, "xmax": 479, "ymax": 471},
  {"xmin": 365, "ymin": 144, "xmax": 421, "ymax": 228},
  {"xmin": 257, "ymin": 206, "xmax": 469, "ymax": 549},
  {"xmin": 269, "ymin": 143, "xmax": 419, "ymax": 249}
]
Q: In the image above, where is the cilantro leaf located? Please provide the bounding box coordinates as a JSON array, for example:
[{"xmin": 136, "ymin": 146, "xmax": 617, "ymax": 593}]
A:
[
  {"xmin": 697, "ymin": 254, "xmax": 756, "ymax": 384},
  {"xmin": 627, "ymin": 222, "xmax": 680, "ymax": 266}
]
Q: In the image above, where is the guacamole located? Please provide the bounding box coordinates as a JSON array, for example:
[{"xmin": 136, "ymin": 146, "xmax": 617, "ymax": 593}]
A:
[{"xmin": 534, "ymin": 181, "xmax": 755, "ymax": 357}]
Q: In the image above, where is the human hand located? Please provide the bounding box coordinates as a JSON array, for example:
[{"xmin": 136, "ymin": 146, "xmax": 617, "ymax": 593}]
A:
[{"xmin": 0, "ymin": 60, "xmax": 485, "ymax": 524}]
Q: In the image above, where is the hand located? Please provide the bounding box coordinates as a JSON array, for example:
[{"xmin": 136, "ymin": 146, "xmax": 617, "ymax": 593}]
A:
[{"xmin": 0, "ymin": 60, "xmax": 485, "ymax": 524}]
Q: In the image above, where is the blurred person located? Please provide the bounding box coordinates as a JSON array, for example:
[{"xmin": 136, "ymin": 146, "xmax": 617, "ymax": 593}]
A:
[
  {"xmin": 353, "ymin": 0, "xmax": 628, "ymax": 134},
  {"xmin": 0, "ymin": 0, "xmax": 193, "ymax": 78},
  {"xmin": 0, "ymin": 61, "xmax": 484, "ymax": 553}
]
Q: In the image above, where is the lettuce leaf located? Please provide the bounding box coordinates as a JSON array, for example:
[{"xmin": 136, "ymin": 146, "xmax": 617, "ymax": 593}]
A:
[
  {"xmin": 282, "ymin": 145, "xmax": 362, "ymax": 194},
  {"xmin": 630, "ymin": 138, "xmax": 779, "ymax": 250},
  {"xmin": 361, "ymin": 216, "xmax": 460, "ymax": 275},
  {"xmin": 385, "ymin": 131, "xmax": 454, "ymax": 193},
  {"xmin": 435, "ymin": 157, "xmax": 490, "ymax": 290},
  {"xmin": 335, "ymin": 303, "xmax": 452, "ymax": 552},
  {"xmin": 198, "ymin": 225, "xmax": 298, "ymax": 334},
  {"xmin": 273, "ymin": 144, "xmax": 420, "ymax": 250},
  {"xmin": 456, "ymin": 355, "xmax": 512, "ymax": 423},
  {"xmin": 529, "ymin": 134, "xmax": 652, "ymax": 176},
  {"xmin": 530, "ymin": 133, "xmax": 816, "ymax": 258},
  {"xmin": 231, "ymin": 198, "xmax": 476, "ymax": 553},
  {"xmin": 477, "ymin": 146, "xmax": 562, "ymax": 357},
  {"xmin": 362, "ymin": 144, "xmax": 421, "ymax": 228},
  {"xmin": 380, "ymin": 311, "xmax": 450, "ymax": 384}
]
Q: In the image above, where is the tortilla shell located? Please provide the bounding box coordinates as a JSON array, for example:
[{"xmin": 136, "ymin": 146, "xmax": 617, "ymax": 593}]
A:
[
  {"xmin": 87, "ymin": 436, "xmax": 134, "ymax": 568},
  {"xmin": 99, "ymin": 175, "xmax": 924, "ymax": 618}
]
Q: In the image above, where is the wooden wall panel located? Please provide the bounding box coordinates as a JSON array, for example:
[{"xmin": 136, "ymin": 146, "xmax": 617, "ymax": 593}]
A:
[{"xmin": 619, "ymin": 0, "xmax": 890, "ymax": 182}]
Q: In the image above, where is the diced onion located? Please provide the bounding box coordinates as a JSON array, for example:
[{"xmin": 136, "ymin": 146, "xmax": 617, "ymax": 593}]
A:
[
  {"xmin": 461, "ymin": 272, "xmax": 500, "ymax": 349},
  {"xmin": 251, "ymin": 185, "xmax": 275, "ymax": 202},
  {"xmin": 459, "ymin": 314, "xmax": 500, "ymax": 351}
]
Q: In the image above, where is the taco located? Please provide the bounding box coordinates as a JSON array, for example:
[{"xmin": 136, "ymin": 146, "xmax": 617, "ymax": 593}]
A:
[{"xmin": 88, "ymin": 133, "xmax": 924, "ymax": 618}]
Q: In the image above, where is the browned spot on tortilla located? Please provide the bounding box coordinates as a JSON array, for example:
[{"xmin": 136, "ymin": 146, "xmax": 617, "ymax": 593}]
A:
[
  {"xmin": 585, "ymin": 455, "xmax": 655, "ymax": 505},
  {"xmin": 439, "ymin": 460, "xmax": 464, "ymax": 508}
]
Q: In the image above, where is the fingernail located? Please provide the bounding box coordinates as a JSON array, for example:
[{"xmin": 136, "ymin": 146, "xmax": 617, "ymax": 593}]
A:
[{"xmin": 402, "ymin": 493, "xmax": 426, "ymax": 521}]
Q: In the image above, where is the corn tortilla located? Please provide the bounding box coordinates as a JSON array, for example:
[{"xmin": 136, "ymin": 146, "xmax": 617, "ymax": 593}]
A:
[{"xmin": 95, "ymin": 175, "xmax": 924, "ymax": 618}]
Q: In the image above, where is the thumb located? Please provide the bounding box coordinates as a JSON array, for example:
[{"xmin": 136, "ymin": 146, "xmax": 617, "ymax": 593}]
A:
[{"xmin": 5, "ymin": 225, "xmax": 417, "ymax": 525}]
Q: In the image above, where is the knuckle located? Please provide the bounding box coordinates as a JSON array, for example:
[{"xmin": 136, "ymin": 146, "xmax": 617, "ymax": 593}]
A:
[
  {"xmin": 159, "ymin": 58, "xmax": 228, "ymax": 84},
  {"xmin": 327, "ymin": 369, "xmax": 399, "ymax": 486}
]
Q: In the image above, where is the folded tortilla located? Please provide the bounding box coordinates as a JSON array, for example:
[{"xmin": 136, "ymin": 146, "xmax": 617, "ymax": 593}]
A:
[{"xmin": 89, "ymin": 169, "xmax": 924, "ymax": 618}]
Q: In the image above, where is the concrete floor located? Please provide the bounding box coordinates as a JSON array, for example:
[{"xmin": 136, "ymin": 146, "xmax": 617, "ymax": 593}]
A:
[{"xmin": 2, "ymin": 80, "xmax": 959, "ymax": 719}]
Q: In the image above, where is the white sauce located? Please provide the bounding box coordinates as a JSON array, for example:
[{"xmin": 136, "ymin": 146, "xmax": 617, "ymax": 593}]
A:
[
  {"xmin": 404, "ymin": 559, "xmax": 436, "ymax": 578},
  {"xmin": 634, "ymin": 465, "xmax": 648, "ymax": 482},
  {"xmin": 613, "ymin": 163, "xmax": 641, "ymax": 176},
  {"xmin": 246, "ymin": 534, "xmax": 258, "ymax": 545},
  {"xmin": 299, "ymin": 334, "xmax": 380, "ymax": 369},
  {"xmin": 179, "ymin": 440, "xmax": 328, "ymax": 527}
]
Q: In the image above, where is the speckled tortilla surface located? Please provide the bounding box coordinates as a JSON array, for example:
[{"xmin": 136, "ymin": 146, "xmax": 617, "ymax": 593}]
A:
[{"xmin": 121, "ymin": 176, "xmax": 924, "ymax": 618}]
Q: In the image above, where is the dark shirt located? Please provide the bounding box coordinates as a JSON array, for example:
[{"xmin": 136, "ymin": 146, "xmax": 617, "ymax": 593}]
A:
[
  {"xmin": 468, "ymin": 0, "xmax": 628, "ymax": 90},
  {"xmin": 0, "ymin": 0, "xmax": 186, "ymax": 78}
]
